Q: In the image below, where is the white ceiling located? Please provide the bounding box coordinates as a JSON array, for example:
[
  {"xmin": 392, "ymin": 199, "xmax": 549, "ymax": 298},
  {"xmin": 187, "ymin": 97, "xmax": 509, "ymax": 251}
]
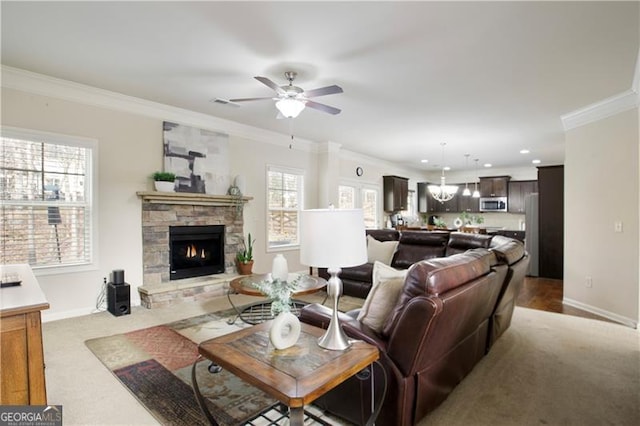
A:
[{"xmin": 1, "ymin": 1, "xmax": 638, "ymax": 172}]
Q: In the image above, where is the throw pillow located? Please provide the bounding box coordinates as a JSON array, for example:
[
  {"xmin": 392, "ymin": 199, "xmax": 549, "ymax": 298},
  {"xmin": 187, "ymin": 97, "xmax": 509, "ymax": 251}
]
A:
[
  {"xmin": 366, "ymin": 235, "xmax": 399, "ymax": 265},
  {"xmin": 357, "ymin": 261, "xmax": 407, "ymax": 333}
]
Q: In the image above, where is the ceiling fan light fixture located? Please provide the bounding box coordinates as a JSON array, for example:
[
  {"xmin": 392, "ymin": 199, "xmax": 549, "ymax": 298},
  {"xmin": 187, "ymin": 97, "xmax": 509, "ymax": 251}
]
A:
[{"xmin": 275, "ymin": 98, "xmax": 306, "ymax": 118}]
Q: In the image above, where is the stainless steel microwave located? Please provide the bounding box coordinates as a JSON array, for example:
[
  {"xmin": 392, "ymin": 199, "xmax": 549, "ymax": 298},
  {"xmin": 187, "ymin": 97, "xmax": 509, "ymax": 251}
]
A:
[{"xmin": 480, "ymin": 197, "xmax": 508, "ymax": 212}]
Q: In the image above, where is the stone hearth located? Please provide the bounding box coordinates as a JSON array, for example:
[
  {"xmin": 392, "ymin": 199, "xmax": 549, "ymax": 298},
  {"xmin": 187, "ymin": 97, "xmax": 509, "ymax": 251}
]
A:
[{"xmin": 137, "ymin": 191, "xmax": 251, "ymax": 308}]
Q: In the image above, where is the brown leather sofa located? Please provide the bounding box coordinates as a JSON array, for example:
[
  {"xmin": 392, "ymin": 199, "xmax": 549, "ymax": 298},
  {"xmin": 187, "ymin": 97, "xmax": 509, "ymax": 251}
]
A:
[
  {"xmin": 322, "ymin": 230, "xmax": 493, "ymax": 298},
  {"xmin": 301, "ymin": 248, "xmax": 508, "ymax": 426}
]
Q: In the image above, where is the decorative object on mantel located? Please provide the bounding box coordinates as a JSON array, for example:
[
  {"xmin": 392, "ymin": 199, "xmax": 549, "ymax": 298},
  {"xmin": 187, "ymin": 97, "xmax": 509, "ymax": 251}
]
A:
[
  {"xmin": 253, "ymin": 274, "xmax": 301, "ymax": 350},
  {"xmin": 152, "ymin": 171, "xmax": 176, "ymax": 192},
  {"xmin": 227, "ymin": 184, "xmax": 243, "ymax": 217},
  {"xmin": 428, "ymin": 142, "xmax": 459, "ymax": 203},
  {"xmin": 300, "ymin": 208, "xmax": 367, "ymax": 351},
  {"xmin": 162, "ymin": 121, "xmax": 229, "ymax": 195},
  {"xmin": 236, "ymin": 233, "xmax": 255, "ymax": 275}
]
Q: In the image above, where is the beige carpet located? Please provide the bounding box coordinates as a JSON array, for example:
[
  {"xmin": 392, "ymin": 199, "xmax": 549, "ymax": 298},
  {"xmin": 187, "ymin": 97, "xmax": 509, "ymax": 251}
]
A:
[
  {"xmin": 43, "ymin": 296, "xmax": 639, "ymax": 426},
  {"xmin": 421, "ymin": 307, "xmax": 640, "ymax": 426}
]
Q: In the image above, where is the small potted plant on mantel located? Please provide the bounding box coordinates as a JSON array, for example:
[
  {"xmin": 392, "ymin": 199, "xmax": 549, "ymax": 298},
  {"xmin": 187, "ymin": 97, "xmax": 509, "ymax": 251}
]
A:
[
  {"xmin": 236, "ymin": 232, "xmax": 255, "ymax": 275},
  {"xmin": 152, "ymin": 172, "xmax": 176, "ymax": 192}
]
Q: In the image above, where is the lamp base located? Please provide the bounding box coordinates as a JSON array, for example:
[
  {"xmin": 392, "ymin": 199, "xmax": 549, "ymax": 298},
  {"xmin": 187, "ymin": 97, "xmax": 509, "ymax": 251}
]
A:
[{"xmin": 317, "ymin": 268, "xmax": 351, "ymax": 351}]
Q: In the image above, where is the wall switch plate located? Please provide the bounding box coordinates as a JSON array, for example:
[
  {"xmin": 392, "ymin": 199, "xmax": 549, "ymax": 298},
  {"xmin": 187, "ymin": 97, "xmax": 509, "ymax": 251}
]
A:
[
  {"xmin": 614, "ymin": 221, "xmax": 623, "ymax": 233},
  {"xmin": 585, "ymin": 276, "xmax": 593, "ymax": 288}
]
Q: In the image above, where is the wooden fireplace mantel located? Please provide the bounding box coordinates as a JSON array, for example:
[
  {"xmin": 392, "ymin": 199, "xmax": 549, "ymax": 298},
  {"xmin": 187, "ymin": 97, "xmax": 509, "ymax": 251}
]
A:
[{"xmin": 136, "ymin": 191, "xmax": 252, "ymax": 207}]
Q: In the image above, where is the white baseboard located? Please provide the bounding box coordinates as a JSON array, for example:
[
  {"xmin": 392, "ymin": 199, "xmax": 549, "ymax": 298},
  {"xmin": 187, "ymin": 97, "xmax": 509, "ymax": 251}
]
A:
[
  {"xmin": 41, "ymin": 301, "xmax": 141, "ymax": 323},
  {"xmin": 563, "ymin": 297, "xmax": 638, "ymax": 329}
]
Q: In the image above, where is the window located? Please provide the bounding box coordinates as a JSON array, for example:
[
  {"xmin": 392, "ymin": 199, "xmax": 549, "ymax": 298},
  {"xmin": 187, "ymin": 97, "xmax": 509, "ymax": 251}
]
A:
[
  {"xmin": 1, "ymin": 128, "xmax": 96, "ymax": 270},
  {"xmin": 267, "ymin": 166, "xmax": 304, "ymax": 249},
  {"xmin": 400, "ymin": 190, "xmax": 417, "ymax": 223},
  {"xmin": 339, "ymin": 183, "xmax": 379, "ymax": 228},
  {"xmin": 338, "ymin": 185, "xmax": 355, "ymax": 209}
]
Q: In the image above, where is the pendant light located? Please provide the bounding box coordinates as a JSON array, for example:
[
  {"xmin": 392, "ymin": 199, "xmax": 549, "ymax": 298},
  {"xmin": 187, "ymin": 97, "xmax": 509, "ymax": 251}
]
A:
[
  {"xmin": 428, "ymin": 143, "xmax": 458, "ymax": 203},
  {"xmin": 462, "ymin": 154, "xmax": 471, "ymax": 196},
  {"xmin": 472, "ymin": 159, "xmax": 481, "ymax": 198}
]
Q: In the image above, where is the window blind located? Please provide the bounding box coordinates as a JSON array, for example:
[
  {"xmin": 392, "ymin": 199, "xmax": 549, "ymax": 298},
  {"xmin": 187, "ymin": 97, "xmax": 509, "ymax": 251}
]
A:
[{"xmin": 1, "ymin": 133, "xmax": 93, "ymax": 268}]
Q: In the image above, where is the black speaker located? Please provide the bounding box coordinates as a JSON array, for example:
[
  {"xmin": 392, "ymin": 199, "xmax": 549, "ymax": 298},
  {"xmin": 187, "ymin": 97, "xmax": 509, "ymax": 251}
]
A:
[
  {"xmin": 112, "ymin": 269, "xmax": 125, "ymax": 285},
  {"xmin": 107, "ymin": 282, "xmax": 130, "ymax": 316}
]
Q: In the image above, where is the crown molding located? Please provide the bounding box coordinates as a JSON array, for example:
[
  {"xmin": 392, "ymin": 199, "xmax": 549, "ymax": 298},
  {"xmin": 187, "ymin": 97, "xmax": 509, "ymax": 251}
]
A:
[
  {"xmin": 561, "ymin": 47, "xmax": 640, "ymax": 131},
  {"xmin": 561, "ymin": 89, "xmax": 639, "ymax": 131},
  {"xmin": 0, "ymin": 65, "xmax": 317, "ymax": 153}
]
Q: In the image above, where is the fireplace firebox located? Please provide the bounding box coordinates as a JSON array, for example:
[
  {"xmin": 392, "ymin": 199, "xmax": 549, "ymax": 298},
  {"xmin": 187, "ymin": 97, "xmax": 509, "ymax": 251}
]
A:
[{"xmin": 169, "ymin": 225, "xmax": 225, "ymax": 280}]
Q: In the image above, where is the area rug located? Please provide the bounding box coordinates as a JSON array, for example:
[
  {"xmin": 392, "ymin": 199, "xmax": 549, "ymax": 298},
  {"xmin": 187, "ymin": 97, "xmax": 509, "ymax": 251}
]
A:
[
  {"xmin": 85, "ymin": 295, "xmax": 364, "ymax": 426},
  {"xmin": 85, "ymin": 309, "xmax": 276, "ymax": 426}
]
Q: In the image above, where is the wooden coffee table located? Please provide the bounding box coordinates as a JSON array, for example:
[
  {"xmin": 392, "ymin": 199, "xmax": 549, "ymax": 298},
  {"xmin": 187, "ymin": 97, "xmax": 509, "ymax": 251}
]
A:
[
  {"xmin": 227, "ymin": 273, "xmax": 327, "ymax": 324},
  {"xmin": 192, "ymin": 321, "xmax": 381, "ymax": 426}
]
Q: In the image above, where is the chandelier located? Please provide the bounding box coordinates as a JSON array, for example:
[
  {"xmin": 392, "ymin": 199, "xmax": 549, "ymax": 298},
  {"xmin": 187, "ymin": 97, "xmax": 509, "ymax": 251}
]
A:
[{"xmin": 428, "ymin": 143, "xmax": 458, "ymax": 203}]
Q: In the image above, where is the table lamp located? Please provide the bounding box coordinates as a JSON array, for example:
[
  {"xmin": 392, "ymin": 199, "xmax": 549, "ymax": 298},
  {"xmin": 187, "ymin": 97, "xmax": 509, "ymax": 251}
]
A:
[{"xmin": 300, "ymin": 208, "xmax": 367, "ymax": 350}]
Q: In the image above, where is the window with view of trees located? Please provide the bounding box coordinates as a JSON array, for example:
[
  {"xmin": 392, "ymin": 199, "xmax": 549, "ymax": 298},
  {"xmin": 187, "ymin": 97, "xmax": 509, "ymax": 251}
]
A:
[
  {"xmin": 1, "ymin": 128, "xmax": 95, "ymax": 269},
  {"xmin": 339, "ymin": 184, "xmax": 378, "ymax": 228},
  {"xmin": 267, "ymin": 166, "xmax": 304, "ymax": 249}
]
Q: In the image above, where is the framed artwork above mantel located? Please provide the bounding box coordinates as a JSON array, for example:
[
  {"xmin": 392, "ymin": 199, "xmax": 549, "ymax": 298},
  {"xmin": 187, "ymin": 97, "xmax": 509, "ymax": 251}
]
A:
[{"xmin": 162, "ymin": 121, "xmax": 230, "ymax": 195}]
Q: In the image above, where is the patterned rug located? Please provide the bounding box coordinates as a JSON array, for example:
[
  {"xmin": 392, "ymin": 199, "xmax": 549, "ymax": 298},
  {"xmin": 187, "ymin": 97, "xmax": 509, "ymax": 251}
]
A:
[{"xmin": 85, "ymin": 309, "xmax": 276, "ymax": 426}]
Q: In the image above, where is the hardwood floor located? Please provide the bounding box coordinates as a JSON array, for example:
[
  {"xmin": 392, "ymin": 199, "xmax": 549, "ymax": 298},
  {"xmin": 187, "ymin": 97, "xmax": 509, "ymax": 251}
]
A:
[{"xmin": 516, "ymin": 276, "xmax": 615, "ymax": 323}]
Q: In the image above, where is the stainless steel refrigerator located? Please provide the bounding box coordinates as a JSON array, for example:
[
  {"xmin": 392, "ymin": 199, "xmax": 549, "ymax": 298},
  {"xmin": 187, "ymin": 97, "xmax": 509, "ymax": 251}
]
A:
[{"xmin": 524, "ymin": 193, "xmax": 539, "ymax": 276}]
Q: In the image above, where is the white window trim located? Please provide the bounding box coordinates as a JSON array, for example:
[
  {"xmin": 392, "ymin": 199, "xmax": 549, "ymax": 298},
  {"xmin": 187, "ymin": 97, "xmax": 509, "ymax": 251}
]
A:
[
  {"xmin": 266, "ymin": 164, "xmax": 305, "ymax": 253},
  {"xmin": 1, "ymin": 126, "xmax": 99, "ymax": 275}
]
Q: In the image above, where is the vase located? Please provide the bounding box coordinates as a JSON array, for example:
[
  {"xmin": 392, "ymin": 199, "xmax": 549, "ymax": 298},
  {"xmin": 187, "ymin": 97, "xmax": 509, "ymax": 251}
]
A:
[
  {"xmin": 271, "ymin": 254, "xmax": 289, "ymax": 282},
  {"xmin": 237, "ymin": 260, "xmax": 253, "ymax": 275},
  {"xmin": 269, "ymin": 311, "xmax": 301, "ymax": 350},
  {"xmin": 154, "ymin": 180, "xmax": 175, "ymax": 192}
]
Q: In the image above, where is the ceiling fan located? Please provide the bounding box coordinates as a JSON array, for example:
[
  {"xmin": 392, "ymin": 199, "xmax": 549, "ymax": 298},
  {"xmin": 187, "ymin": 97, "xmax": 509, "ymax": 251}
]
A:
[{"xmin": 224, "ymin": 71, "xmax": 343, "ymax": 118}]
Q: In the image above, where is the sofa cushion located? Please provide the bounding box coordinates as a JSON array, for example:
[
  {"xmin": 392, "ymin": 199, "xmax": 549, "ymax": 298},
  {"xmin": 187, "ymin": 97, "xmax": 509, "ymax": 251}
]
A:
[
  {"xmin": 357, "ymin": 261, "xmax": 406, "ymax": 333},
  {"xmin": 367, "ymin": 234, "xmax": 398, "ymax": 265},
  {"xmin": 391, "ymin": 231, "xmax": 449, "ymax": 269},
  {"xmin": 381, "ymin": 249, "xmax": 493, "ymax": 337},
  {"xmin": 445, "ymin": 232, "xmax": 493, "ymax": 256}
]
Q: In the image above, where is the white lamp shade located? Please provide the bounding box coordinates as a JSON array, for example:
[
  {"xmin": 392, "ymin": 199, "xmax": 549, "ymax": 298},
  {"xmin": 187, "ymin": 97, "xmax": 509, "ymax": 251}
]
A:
[{"xmin": 299, "ymin": 209, "xmax": 367, "ymax": 270}]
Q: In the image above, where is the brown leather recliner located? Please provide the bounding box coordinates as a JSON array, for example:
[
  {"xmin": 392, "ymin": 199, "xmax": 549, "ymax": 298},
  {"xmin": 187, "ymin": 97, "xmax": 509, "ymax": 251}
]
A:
[
  {"xmin": 300, "ymin": 248, "xmax": 507, "ymax": 426},
  {"xmin": 487, "ymin": 235, "xmax": 530, "ymax": 349}
]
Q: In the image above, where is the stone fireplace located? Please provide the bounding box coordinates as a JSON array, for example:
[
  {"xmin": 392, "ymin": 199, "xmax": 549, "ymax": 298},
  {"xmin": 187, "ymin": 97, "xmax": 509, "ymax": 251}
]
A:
[{"xmin": 137, "ymin": 191, "xmax": 251, "ymax": 308}]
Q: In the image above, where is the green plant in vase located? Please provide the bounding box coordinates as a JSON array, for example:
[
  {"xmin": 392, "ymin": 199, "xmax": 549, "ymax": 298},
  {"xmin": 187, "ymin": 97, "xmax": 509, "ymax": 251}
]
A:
[{"xmin": 236, "ymin": 233, "xmax": 255, "ymax": 275}]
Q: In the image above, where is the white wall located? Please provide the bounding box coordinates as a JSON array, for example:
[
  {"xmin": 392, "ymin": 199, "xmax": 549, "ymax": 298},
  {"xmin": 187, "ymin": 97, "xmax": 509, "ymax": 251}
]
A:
[
  {"xmin": 1, "ymin": 85, "xmax": 318, "ymax": 321},
  {"xmin": 564, "ymin": 108, "xmax": 639, "ymax": 326}
]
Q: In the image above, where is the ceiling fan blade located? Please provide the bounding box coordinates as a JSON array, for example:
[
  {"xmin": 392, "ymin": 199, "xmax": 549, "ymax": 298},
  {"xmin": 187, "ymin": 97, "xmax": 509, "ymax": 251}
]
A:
[
  {"xmin": 255, "ymin": 76, "xmax": 286, "ymax": 95},
  {"xmin": 305, "ymin": 100, "xmax": 341, "ymax": 115},
  {"xmin": 228, "ymin": 97, "xmax": 274, "ymax": 102},
  {"xmin": 303, "ymin": 85, "xmax": 343, "ymax": 98}
]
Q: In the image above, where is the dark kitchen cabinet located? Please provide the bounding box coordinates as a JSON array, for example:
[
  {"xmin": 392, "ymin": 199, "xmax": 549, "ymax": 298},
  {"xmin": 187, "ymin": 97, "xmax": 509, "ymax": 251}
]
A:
[
  {"xmin": 383, "ymin": 175, "xmax": 408, "ymax": 212},
  {"xmin": 458, "ymin": 186, "xmax": 480, "ymax": 212},
  {"xmin": 432, "ymin": 195, "xmax": 458, "ymax": 213},
  {"xmin": 508, "ymin": 180, "xmax": 538, "ymax": 213},
  {"xmin": 538, "ymin": 166, "xmax": 563, "ymax": 279},
  {"xmin": 479, "ymin": 176, "xmax": 510, "ymax": 197}
]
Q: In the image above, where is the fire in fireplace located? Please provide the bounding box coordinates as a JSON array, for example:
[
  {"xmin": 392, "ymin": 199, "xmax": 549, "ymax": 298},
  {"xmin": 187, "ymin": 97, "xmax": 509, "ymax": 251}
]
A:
[{"xmin": 169, "ymin": 225, "xmax": 225, "ymax": 280}]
